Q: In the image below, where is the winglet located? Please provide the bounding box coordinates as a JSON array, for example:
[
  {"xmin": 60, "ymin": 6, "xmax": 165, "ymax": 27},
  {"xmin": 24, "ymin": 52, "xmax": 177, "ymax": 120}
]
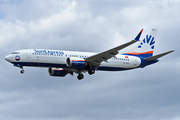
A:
[{"xmin": 134, "ymin": 29, "xmax": 143, "ymax": 41}]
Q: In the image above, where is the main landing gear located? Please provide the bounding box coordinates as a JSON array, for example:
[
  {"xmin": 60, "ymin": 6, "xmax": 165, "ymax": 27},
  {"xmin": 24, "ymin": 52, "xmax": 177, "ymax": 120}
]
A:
[
  {"xmin": 77, "ymin": 74, "xmax": 84, "ymax": 80},
  {"xmin": 88, "ymin": 69, "xmax": 95, "ymax": 75},
  {"xmin": 77, "ymin": 69, "xmax": 96, "ymax": 80}
]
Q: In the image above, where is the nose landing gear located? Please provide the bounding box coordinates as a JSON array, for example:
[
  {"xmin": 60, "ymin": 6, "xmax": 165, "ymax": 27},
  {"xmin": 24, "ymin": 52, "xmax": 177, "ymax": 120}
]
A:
[
  {"xmin": 14, "ymin": 64, "xmax": 25, "ymax": 74},
  {"xmin": 20, "ymin": 66, "xmax": 25, "ymax": 74},
  {"xmin": 20, "ymin": 69, "xmax": 25, "ymax": 74}
]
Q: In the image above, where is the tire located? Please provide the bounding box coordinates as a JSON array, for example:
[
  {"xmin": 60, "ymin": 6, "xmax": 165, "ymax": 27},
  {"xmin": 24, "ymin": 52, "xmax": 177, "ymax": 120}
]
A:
[
  {"xmin": 20, "ymin": 70, "xmax": 25, "ymax": 74},
  {"xmin": 77, "ymin": 74, "xmax": 84, "ymax": 80},
  {"xmin": 88, "ymin": 69, "xmax": 95, "ymax": 75}
]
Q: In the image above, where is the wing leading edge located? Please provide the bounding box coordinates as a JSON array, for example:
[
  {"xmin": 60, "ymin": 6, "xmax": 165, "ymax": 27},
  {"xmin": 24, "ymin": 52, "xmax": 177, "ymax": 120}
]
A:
[{"xmin": 85, "ymin": 29, "xmax": 143, "ymax": 67}]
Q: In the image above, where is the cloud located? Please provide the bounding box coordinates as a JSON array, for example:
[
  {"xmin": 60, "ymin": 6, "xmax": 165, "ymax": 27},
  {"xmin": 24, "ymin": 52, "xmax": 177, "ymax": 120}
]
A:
[{"xmin": 0, "ymin": 0, "xmax": 180, "ymax": 120}]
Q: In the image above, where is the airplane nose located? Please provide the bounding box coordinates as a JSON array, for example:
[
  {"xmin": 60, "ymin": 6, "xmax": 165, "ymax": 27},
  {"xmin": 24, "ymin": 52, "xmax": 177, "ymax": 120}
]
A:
[{"xmin": 5, "ymin": 55, "xmax": 12, "ymax": 62}]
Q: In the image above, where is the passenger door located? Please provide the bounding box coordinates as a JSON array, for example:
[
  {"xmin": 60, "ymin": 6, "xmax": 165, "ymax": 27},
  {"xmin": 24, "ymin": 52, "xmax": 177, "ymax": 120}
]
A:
[{"xmin": 26, "ymin": 50, "xmax": 31, "ymax": 58}]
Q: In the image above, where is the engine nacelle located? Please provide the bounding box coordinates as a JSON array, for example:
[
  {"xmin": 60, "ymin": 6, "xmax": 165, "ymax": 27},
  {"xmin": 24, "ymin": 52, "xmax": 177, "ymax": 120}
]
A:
[
  {"xmin": 66, "ymin": 57, "xmax": 86, "ymax": 69},
  {"xmin": 48, "ymin": 68, "xmax": 67, "ymax": 77}
]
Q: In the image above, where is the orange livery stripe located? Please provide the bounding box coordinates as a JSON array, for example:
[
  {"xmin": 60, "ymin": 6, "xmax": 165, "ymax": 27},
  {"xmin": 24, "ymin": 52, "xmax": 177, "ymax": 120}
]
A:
[
  {"xmin": 72, "ymin": 60, "xmax": 85, "ymax": 61},
  {"xmin": 126, "ymin": 51, "xmax": 153, "ymax": 55}
]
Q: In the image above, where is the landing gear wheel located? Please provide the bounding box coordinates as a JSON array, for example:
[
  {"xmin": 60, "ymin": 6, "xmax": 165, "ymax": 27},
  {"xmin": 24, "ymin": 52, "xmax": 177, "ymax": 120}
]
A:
[
  {"xmin": 20, "ymin": 70, "xmax": 25, "ymax": 74},
  {"xmin": 77, "ymin": 74, "xmax": 84, "ymax": 80},
  {"xmin": 88, "ymin": 69, "xmax": 95, "ymax": 75}
]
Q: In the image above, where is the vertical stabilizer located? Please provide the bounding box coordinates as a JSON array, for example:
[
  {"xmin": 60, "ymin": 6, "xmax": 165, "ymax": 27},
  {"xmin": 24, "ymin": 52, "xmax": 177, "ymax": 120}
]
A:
[{"xmin": 125, "ymin": 29, "xmax": 157, "ymax": 58}]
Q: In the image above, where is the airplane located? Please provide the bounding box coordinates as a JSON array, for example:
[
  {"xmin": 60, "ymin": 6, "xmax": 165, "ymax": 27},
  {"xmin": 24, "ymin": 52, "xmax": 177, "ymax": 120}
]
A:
[{"xmin": 5, "ymin": 29, "xmax": 174, "ymax": 80}]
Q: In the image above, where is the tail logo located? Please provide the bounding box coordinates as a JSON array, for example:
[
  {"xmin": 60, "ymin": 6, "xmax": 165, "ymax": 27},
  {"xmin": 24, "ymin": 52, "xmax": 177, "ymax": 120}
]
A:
[{"xmin": 138, "ymin": 35, "xmax": 155, "ymax": 49}]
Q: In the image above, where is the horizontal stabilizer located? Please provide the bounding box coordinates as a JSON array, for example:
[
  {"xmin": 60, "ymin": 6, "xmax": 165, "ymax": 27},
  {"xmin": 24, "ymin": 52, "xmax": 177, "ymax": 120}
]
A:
[{"xmin": 144, "ymin": 50, "xmax": 174, "ymax": 61}]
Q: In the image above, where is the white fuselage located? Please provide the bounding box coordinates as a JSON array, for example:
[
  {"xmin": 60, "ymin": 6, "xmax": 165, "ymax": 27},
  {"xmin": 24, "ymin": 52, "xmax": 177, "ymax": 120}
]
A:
[{"xmin": 5, "ymin": 49, "xmax": 141, "ymax": 71}]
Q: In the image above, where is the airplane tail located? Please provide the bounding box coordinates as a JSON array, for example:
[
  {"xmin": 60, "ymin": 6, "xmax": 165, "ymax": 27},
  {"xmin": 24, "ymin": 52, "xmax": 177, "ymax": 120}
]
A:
[{"xmin": 125, "ymin": 29, "xmax": 157, "ymax": 58}]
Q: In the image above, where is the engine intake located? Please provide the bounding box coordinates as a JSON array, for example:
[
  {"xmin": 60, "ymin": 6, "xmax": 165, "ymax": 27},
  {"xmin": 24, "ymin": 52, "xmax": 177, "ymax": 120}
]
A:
[
  {"xmin": 66, "ymin": 57, "xmax": 86, "ymax": 68},
  {"xmin": 48, "ymin": 68, "xmax": 67, "ymax": 77}
]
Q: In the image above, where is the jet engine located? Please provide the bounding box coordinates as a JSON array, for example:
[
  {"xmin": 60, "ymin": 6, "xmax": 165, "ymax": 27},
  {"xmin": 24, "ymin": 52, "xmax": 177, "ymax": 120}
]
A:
[
  {"xmin": 66, "ymin": 57, "xmax": 86, "ymax": 69},
  {"xmin": 48, "ymin": 68, "xmax": 67, "ymax": 77}
]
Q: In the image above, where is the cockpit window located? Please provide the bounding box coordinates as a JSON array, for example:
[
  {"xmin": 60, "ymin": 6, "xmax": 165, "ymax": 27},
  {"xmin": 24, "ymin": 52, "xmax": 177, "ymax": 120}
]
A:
[{"xmin": 12, "ymin": 52, "xmax": 20, "ymax": 54}]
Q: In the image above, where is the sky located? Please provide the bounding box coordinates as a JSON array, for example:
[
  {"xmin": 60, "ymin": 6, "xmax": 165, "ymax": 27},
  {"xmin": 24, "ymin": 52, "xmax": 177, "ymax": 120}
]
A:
[{"xmin": 0, "ymin": 0, "xmax": 180, "ymax": 120}]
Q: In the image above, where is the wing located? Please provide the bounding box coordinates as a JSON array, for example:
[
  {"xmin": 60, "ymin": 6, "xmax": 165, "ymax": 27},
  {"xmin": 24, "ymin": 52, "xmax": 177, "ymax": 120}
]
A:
[{"xmin": 85, "ymin": 29, "xmax": 143, "ymax": 67}]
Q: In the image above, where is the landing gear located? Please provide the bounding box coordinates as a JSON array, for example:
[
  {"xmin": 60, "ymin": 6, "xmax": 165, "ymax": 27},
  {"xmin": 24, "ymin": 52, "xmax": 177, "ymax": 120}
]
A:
[
  {"xmin": 77, "ymin": 74, "xmax": 84, "ymax": 80},
  {"xmin": 20, "ymin": 66, "xmax": 24, "ymax": 74},
  {"xmin": 20, "ymin": 70, "xmax": 25, "ymax": 74},
  {"xmin": 88, "ymin": 69, "xmax": 95, "ymax": 75}
]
